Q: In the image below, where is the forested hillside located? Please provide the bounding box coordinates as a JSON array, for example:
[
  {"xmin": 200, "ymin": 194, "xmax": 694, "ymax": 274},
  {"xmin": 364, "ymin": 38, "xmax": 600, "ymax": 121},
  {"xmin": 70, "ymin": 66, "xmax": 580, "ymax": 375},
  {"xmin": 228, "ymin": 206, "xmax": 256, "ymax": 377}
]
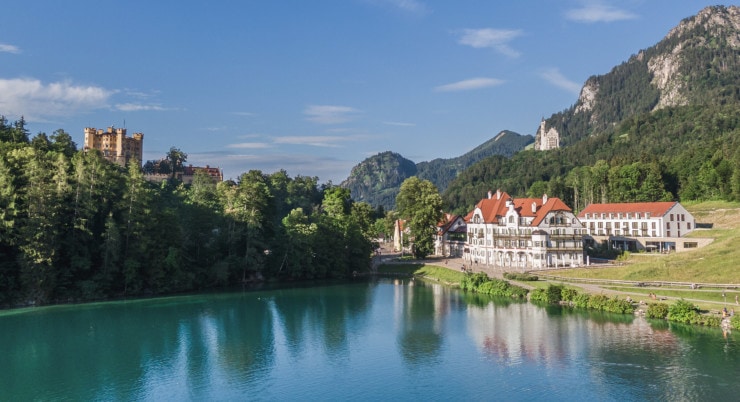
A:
[
  {"xmin": 341, "ymin": 131, "xmax": 532, "ymax": 210},
  {"xmin": 0, "ymin": 118, "xmax": 376, "ymax": 307},
  {"xmin": 444, "ymin": 5, "xmax": 740, "ymax": 213}
]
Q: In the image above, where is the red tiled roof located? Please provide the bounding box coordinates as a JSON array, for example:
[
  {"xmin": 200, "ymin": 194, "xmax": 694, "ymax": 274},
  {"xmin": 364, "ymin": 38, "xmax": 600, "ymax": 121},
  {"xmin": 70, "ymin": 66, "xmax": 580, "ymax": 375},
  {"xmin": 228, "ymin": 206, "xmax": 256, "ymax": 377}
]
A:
[
  {"xmin": 465, "ymin": 191, "xmax": 572, "ymax": 227},
  {"xmin": 465, "ymin": 190, "xmax": 511, "ymax": 223},
  {"xmin": 531, "ymin": 197, "xmax": 572, "ymax": 226},
  {"xmin": 577, "ymin": 202, "xmax": 677, "ymax": 218}
]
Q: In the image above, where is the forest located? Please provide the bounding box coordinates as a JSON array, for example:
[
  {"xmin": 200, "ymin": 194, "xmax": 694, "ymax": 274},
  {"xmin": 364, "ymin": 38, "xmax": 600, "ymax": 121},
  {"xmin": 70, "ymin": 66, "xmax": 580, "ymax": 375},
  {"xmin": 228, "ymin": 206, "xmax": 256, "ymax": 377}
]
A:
[
  {"xmin": 443, "ymin": 103, "xmax": 740, "ymax": 214},
  {"xmin": 0, "ymin": 117, "xmax": 378, "ymax": 307}
]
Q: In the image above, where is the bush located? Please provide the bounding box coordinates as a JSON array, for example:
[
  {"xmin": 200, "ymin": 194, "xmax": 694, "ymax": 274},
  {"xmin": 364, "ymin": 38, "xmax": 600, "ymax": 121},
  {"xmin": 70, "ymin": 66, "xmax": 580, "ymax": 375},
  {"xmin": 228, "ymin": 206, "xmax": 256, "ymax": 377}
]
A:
[
  {"xmin": 603, "ymin": 296, "xmax": 635, "ymax": 314},
  {"xmin": 503, "ymin": 272, "xmax": 539, "ymax": 281},
  {"xmin": 561, "ymin": 287, "xmax": 579, "ymax": 302},
  {"xmin": 701, "ymin": 315, "xmax": 722, "ymax": 327},
  {"xmin": 461, "ymin": 274, "xmax": 528, "ymax": 299},
  {"xmin": 646, "ymin": 303, "xmax": 669, "ymax": 319},
  {"xmin": 667, "ymin": 299, "xmax": 700, "ymax": 324},
  {"xmin": 529, "ymin": 288, "xmax": 548, "ymax": 303},
  {"xmin": 546, "ymin": 284, "xmax": 564, "ymax": 304},
  {"xmin": 572, "ymin": 293, "xmax": 591, "ymax": 308},
  {"xmin": 731, "ymin": 314, "xmax": 740, "ymax": 330},
  {"xmin": 587, "ymin": 294, "xmax": 609, "ymax": 310}
]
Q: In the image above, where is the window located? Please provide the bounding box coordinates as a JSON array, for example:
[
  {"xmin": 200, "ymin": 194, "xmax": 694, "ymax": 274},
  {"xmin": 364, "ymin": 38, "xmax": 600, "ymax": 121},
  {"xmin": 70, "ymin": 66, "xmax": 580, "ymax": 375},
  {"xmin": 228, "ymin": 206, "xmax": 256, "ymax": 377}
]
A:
[
  {"xmin": 687, "ymin": 223, "xmax": 692, "ymax": 230},
  {"xmin": 670, "ymin": 214, "xmax": 674, "ymax": 221},
  {"xmin": 652, "ymin": 222, "xmax": 656, "ymax": 229},
  {"xmin": 684, "ymin": 242, "xmax": 698, "ymax": 248},
  {"xmin": 667, "ymin": 231, "xmax": 671, "ymax": 237}
]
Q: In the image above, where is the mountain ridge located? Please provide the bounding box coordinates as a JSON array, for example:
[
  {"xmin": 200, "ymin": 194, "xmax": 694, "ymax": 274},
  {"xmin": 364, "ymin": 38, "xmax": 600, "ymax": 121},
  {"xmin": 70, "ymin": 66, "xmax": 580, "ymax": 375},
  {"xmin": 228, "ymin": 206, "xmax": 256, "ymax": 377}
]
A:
[{"xmin": 340, "ymin": 130, "xmax": 533, "ymax": 210}]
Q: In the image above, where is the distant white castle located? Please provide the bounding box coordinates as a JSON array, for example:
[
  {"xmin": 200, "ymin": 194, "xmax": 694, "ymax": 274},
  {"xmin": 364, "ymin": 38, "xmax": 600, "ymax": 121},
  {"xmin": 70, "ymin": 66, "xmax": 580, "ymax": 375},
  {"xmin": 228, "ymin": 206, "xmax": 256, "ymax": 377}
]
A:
[{"xmin": 534, "ymin": 119, "xmax": 559, "ymax": 151}]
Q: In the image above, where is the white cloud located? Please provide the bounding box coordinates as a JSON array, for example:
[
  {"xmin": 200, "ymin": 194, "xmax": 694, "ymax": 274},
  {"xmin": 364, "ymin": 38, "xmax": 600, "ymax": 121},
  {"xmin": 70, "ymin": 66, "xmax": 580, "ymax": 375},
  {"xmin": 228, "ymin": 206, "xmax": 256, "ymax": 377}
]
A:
[
  {"xmin": 192, "ymin": 151, "xmax": 355, "ymax": 183},
  {"xmin": 227, "ymin": 142, "xmax": 272, "ymax": 149},
  {"xmin": 232, "ymin": 111, "xmax": 256, "ymax": 117},
  {"xmin": 435, "ymin": 77, "xmax": 504, "ymax": 92},
  {"xmin": 304, "ymin": 105, "xmax": 360, "ymax": 124},
  {"xmin": 274, "ymin": 135, "xmax": 350, "ymax": 148},
  {"xmin": 115, "ymin": 103, "xmax": 170, "ymax": 112},
  {"xmin": 367, "ymin": 0, "xmax": 427, "ymax": 14},
  {"xmin": 457, "ymin": 28, "xmax": 523, "ymax": 57},
  {"xmin": 539, "ymin": 68, "xmax": 582, "ymax": 94},
  {"xmin": 0, "ymin": 43, "xmax": 20, "ymax": 54},
  {"xmin": 383, "ymin": 121, "xmax": 416, "ymax": 127},
  {"xmin": 565, "ymin": 2, "xmax": 637, "ymax": 23},
  {"xmin": 0, "ymin": 78, "xmax": 111, "ymax": 120}
]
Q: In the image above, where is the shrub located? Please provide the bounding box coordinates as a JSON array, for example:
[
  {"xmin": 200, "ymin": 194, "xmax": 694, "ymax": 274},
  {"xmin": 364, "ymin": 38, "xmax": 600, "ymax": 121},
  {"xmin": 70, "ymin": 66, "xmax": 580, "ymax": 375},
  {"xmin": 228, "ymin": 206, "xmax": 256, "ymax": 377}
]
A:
[
  {"xmin": 529, "ymin": 288, "xmax": 548, "ymax": 303},
  {"xmin": 461, "ymin": 274, "xmax": 528, "ymax": 299},
  {"xmin": 503, "ymin": 272, "xmax": 539, "ymax": 281},
  {"xmin": 573, "ymin": 293, "xmax": 591, "ymax": 308},
  {"xmin": 587, "ymin": 294, "xmax": 609, "ymax": 310},
  {"xmin": 646, "ymin": 303, "xmax": 669, "ymax": 319},
  {"xmin": 603, "ymin": 296, "xmax": 635, "ymax": 314},
  {"xmin": 561, "ymin": 287, "xmax": 579, "ymax": 302},
  {"xmin": 667, "ymin": 299, "xmax": 700, "ymax": 324},
  {"xmin": 731, "ymin": 314, "xmax": 740, "ymax": 330},
  {"xmin": 546, "ymin": 284, "xmax": 564, "ymax": 304},
  {"xmin": 701, "ymin": 315, "xmax": 722, "ymax": 327}
]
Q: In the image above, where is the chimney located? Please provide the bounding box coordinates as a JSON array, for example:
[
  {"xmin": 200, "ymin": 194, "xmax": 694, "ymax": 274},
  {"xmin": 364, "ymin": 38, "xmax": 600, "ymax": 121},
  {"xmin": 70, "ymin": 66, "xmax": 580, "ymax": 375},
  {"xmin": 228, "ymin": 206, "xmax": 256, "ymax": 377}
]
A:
[
  {"xmin": 542, "ymin": 194, "xmax": 548, "ymax": 204},
  {"xmin": 532, "ymin": 202, "xmax": 537, "ymax": 214},
  {"xmin": 487, "ymin": 190, "xmax": 492, "ymax": 199},
  {"xmin": 496, "ymin": 189, "xmax": 502, "ymax": 199}
]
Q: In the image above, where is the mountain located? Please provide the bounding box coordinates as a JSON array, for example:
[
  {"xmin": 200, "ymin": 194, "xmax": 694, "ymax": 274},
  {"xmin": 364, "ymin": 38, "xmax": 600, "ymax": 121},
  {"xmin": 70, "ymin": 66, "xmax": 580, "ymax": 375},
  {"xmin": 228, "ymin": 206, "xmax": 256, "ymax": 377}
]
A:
[
  {"xmin": 546, "ymin": 5, "xmax": 740, "ymax": 147},
  {"xmin": 340, "ymin": 130, "xmax": 533, "ymax": 210},
  {"xmin": 443, "ymin": 5, "xmax": 740, "ymax": 213}
]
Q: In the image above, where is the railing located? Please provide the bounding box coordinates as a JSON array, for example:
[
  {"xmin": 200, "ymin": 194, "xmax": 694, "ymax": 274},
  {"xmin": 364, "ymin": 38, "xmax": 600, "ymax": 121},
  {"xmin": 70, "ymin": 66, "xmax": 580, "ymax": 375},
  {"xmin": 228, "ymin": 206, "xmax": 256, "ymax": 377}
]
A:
[{"xmin": 530, "ymin": 272, "xmax": 740, "ymax": 289}]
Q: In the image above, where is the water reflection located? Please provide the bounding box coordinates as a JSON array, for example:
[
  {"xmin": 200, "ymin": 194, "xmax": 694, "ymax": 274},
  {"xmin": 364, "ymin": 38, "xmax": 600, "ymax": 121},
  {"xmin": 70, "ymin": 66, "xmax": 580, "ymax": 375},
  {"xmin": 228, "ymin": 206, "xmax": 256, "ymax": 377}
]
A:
[{"xmin": 2, "ymin": 281, "xmax": 740, "ymax": 400}]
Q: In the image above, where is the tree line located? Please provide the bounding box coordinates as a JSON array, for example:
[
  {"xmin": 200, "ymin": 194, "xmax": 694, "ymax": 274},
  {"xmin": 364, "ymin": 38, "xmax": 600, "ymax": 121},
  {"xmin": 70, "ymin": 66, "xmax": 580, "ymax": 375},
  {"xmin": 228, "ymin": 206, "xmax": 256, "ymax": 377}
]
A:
[
  {"xmin": 443, "ymin": 103, "xmax": 740, "ymax": 213},
  {"xmin": 0, "ymin": 117, "xmax": 379, "ymax": 307}
]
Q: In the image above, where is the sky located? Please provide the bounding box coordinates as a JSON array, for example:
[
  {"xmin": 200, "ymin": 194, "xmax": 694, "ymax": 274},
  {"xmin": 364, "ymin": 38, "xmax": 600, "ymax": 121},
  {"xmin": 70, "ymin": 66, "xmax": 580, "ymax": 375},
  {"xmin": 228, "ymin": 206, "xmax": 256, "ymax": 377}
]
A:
[{"xmin": 0, "ymin": 0, "xmax": 726, "ymax": 184}]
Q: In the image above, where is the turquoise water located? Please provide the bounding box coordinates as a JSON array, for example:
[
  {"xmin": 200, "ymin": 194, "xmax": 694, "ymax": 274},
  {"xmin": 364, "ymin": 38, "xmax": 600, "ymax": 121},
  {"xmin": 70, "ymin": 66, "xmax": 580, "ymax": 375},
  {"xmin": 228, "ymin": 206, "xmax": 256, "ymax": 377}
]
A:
[{"xmin": 2, "ymin": 279, "xmax": 739, "ymax": 401}]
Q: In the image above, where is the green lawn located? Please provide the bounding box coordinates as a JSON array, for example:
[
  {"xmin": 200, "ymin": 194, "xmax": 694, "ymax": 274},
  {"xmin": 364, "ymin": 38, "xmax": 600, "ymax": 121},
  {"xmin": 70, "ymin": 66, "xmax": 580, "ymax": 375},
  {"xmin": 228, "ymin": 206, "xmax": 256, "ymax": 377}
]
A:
[
  {"xmin": 376, "ymin": 263, "xmax": 467, "ymax": 285},
  {"xmin": 554, "ymin": 201, "xmax": 740, "ymax": 284}
]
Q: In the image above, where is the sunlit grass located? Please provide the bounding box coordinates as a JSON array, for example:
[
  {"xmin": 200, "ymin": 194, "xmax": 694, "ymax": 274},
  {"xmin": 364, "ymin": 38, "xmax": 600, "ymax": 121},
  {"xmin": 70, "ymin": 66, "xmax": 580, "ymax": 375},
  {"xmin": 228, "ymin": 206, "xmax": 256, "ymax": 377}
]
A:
[
  {"xmin": 554, "ymin": 201, "xmax": 740, "ymax": 284},
  {"xmin": 377, "ymin": 263, "xmax": 467, "ymax": 284}
]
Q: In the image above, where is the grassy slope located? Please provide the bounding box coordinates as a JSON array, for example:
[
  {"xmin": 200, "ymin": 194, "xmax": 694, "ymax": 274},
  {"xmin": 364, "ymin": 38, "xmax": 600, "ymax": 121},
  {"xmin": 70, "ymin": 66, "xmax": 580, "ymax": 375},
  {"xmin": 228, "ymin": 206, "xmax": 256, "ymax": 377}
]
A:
[
  {"xmin": 376, "ymin": 263, "xmax": 467, "ymax": 285},
  {"xmin": 555, "ymin": 201, "xmax": 740, "ymax": 284}
]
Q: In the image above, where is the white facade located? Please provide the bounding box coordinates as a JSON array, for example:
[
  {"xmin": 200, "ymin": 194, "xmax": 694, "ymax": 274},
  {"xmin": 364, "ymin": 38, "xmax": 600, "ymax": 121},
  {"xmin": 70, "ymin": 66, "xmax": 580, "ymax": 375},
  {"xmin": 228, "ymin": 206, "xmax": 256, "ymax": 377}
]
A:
[
  {"xmin": 464, "ymin": 191, "xmax": 585, "ymax": 271},
  {"xmin": 577, "ymin": 202, "xmax": 697, "ymax": 252},
  {"xmin": 578, "ymin": 202, "xmax": 695, "ymax": 238},
  {"xmin": 434, "ymin": 214, "xmax": 467, "ymax": 257}
]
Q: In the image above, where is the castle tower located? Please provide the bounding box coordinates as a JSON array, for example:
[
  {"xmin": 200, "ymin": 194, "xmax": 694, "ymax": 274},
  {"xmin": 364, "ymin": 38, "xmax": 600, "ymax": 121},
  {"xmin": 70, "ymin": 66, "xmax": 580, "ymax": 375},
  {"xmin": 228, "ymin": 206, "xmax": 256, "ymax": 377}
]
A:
[{"xmin": 83, "ymin": 126, "xmax": 144, "ymax": 167}]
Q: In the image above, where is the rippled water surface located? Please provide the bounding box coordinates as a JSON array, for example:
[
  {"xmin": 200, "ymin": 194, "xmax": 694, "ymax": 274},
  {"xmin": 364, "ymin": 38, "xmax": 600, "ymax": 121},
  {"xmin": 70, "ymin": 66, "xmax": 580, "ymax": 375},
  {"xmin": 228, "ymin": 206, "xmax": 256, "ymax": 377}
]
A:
[{"xmin": 2, "ymin": 279, "xmax": 739, "ymax": 401}]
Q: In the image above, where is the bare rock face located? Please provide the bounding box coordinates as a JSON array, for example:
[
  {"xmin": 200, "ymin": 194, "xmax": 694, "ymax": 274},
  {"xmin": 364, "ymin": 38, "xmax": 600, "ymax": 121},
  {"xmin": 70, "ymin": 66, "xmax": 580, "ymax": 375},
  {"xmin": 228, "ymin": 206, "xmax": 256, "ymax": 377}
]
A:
[
  {"xmin": 575, "ymin": 80, "xmax": 598, "ymax": 115},
  {"xmin": 647, "ymin": 45, "xmax": 687, "ymax": 110},
  {"xmin": 646, "ymin": 6, "xmax": 740, "ymax": 110}
]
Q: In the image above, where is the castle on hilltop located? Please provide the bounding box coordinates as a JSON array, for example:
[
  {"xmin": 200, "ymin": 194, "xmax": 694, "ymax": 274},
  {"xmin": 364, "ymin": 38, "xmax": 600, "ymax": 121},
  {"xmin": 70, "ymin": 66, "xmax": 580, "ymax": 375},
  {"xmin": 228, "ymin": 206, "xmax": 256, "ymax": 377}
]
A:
[
  {"xmin": 534, "ymin": 119, "xmax": 559, "ymax": 151},
  {"xmin": 83, "ymin": 126, "xmax": 143, "ymax": 166}
]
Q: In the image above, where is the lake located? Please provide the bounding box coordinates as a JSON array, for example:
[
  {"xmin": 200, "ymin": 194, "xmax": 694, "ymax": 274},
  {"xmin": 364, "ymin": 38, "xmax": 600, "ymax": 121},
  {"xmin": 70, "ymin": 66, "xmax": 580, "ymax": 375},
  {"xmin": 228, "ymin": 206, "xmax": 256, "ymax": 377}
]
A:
[{"xmin": 1, "ymin": 278, "xmax": 739, "ymax": 401}]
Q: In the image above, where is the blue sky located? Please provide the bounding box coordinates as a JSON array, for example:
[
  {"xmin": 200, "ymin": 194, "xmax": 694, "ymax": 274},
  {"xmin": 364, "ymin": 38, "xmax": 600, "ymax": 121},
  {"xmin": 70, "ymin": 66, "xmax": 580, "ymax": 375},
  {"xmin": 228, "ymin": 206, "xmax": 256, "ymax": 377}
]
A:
[{"xmin": 0, "ymin": 0, "xmax": 723, "ymax": 183}]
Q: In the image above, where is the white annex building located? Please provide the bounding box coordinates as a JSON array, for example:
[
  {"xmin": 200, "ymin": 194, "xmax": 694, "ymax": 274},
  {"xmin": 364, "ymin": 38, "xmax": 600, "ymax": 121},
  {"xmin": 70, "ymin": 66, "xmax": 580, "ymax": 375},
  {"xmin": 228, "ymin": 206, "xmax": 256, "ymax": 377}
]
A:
[
  {"xmin": 577, "ymin": 202, "xmax": 702, "ymax": 252},
  {"xmin": 464, "ymin": 190, "xmax": 586, "ymax": 270},
  {"xmin": 434, "ymin": 214, "xmax": 467, "ymax": 257}
]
